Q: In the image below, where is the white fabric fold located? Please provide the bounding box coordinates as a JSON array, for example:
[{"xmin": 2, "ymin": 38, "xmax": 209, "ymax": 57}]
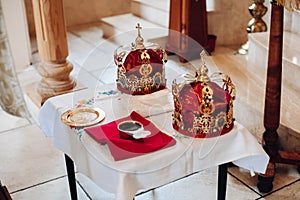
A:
[{"xmin": 129, "ymin": 89, "xmax": 174, "ymax": 116}]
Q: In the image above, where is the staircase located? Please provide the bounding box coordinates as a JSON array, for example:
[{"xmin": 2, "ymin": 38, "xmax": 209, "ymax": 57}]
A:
[
  {"xmin": 101, "ymin": 0, "xmax": 169, "ymax": 45},
  {"xmin": 100, "ymin": 0, "xmax": 218, "ymax": 46}
]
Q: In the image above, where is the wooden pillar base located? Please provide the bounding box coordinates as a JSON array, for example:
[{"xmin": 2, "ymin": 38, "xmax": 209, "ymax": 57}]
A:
[
  {"xmin": 257, "ymin": 162, "xmax": 275, "ymax": 193},
  {"xmin": 26, "ymin": 80, "xmax": 86, "ymax": 107},
  {"xmin": 37, "ymin": 60, "xmax": 76, "ymax": 103}
]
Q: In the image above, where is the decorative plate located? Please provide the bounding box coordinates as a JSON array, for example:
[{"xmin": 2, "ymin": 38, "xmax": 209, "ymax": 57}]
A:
[{"xmin": 61, "ymin": 107, "xmax": 105, "ymax": 127}]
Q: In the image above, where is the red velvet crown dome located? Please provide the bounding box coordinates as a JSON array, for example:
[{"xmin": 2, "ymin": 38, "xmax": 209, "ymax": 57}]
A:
[
  {"xmin": 114, "ymin": 24, "xmax": 167, "ymax": 95},
  {"xmin": 172, "ymin": 52, "xmax": 236, "ymax": 138}
]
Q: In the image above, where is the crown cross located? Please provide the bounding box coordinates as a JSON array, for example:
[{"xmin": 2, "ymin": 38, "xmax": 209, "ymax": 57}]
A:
[
  {"xmin": 200, "ymin": 50, "xmax": 206, "ymax": 66},
  {"xmin": 134, "ymin": 23, "xmax": 145, "ymax": 49},
  {"xmin": 196, "ymin": 50, "xmax": 210, "ymax": 83},
  {"xmin": 136, "ymin": 23, "xmax": 142, "ymax": 37}
]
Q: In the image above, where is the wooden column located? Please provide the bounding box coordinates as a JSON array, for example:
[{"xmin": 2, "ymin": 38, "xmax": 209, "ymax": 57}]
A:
[
  {"xmin": 257, "ymin": 0, "xmax": 300, "ymax": 193},
  {"xmin": 32, "ymin": 0, "xmax": 76, "ymax": 105}
]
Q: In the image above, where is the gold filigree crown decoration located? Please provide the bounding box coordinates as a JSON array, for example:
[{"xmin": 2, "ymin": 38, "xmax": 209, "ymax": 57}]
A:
[
  {"xmin": 172, "ymin": 51, "xmax": 236, "ymax": 138},
  {"xmin": 114, "ymin": 23, "xmax": 167, "ymax": 95}
]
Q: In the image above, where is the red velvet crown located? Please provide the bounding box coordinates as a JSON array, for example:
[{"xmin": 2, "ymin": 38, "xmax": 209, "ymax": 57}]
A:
[
  {"xmin": 114, "ymin": 24, "xmax": 167, "ymax": 95},
  {"xmin": 172, "ymin": 52, "xmax": 236, "ymax": 138}
]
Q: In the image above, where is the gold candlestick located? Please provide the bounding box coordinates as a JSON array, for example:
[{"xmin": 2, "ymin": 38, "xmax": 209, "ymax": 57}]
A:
[{"xmin": 238, "ymin": 0, "xmax": 268, "ymax": 55}]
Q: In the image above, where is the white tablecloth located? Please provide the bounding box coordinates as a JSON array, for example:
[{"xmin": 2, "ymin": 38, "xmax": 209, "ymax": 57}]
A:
[{"xmin": 38, "ymin": 85, "xmax": 269, "ymax": 200}]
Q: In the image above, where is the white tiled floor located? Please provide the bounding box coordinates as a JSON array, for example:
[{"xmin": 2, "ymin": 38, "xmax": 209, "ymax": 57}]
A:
[
  {"xmin": 10, "ymin": 176, "xmax": 90, "ymax": 200},
  {"xmin": 1, "ymin": 24, "xmax": 299, "ymax": 200},
  {"xmin": 0, "ymin": 110, "xmax": 29, "ymax": 133}
]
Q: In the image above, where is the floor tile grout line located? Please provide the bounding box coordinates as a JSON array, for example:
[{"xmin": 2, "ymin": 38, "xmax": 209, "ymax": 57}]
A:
[
  {"xmin": 227, "ymin": 171, "xmax": 263, "ymax": 197},
  {"xmin": 68, "ymin": 31, "xmax": 82, "ymax": 38},
  {"xmin": 76, "ymin": 179, "xmax": 93, "ymax": 200},
  {"xmin": 9, "ymin": 175, "xmax": 67, "ymax": 195},
  {"xmin": 255, "ymin": 178, "xmax": 300, "ymax": 200},
  {"xmin": 0, "ymin": 123, "xmax": 35, "ymax": 135},
  {"xmin": 68, "ymin": 30, "xmax": 104, "ymax": 48}
]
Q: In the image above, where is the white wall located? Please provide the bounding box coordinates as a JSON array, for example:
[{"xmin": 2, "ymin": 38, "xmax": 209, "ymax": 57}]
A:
[
  {"xmin": 207, "ymin": 0, "xmax": 253, "ymax": 46},
  {"xmin": 1, "ymin": 0, "xmax": 31, "ymax": 72},
  {"xmin": 63, "ymin": 0, "xmax": 131, "ymax": 27}
]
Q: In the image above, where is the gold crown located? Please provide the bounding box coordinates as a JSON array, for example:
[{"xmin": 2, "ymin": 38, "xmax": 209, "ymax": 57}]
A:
[
  {"xmin": 172, "ymin": 51, "xmax": 236, "ymax": 138},
  {"xmin": 114, "ymin": 23, "xmax": 167, "ymax": 95}
]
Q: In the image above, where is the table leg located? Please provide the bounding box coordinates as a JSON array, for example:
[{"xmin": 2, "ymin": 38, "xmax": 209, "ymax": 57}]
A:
[
  {"xmin": 64, "ymin": 154, "xmax": 78, "ymax": 200},
  {"xmin": 217, "ymin": 163, "xmax": 228, "ymax": 200}
]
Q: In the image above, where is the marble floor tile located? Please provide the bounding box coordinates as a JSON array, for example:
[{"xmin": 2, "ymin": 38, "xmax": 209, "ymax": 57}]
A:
[
  {"xmin": 228, "ymin": 164, "xmax": 300, "ymax": 196},
  {"xmin": 72, "ymin": 70, "xmax": 99, "ymax": 90},
  {"xmin": 76, "ymin": 173, "xmax": 115, "ymax": 200},
  {"xmin": 70, "ymin": 60, "xmax": 89, "ymax": 78},
  {"xmin": 135, "ymin": 167, "xmax": 261, "ymax": 200},
  {"xmin": 0, "ymin": 109, "xmax": 30, "ymax": 133},
  {"xmin": 93, "ymin": 65, "xmax": 117, "ymax": 85},
  {"xmin": 67, "ymin": 32, "xmax": 97, "ymax": 66},
  {"xmin": 94, "ymin": 39, "xmax": 118, "ymax": 57},
  {"xmin": 81, "ymin": 47, "xmax": 116, "ymax": 72},
  {"xmin": 23, "ymin": 94, "xmax": 40, "ymax": 124},
  {"xmin": 10, "ymin": 176, "xmax": 89, "ymax": 200},
  {"xmin": 74, "ymin": 167, "xmax": 261, "ymax": 200},
  {"xmin": 258, "ymin": 179, "xmax": 300, "ymax": 200},
  {"xmin": 17, "ymin": 65, "xmax": 41, "ymax": 89},
  {"xmin": 68, "ymin": 23, "xmax": 104, "ymax": 46},
  {"xmin": 0, "ymin": 124, "xmax": 66, "ymax": 192}
]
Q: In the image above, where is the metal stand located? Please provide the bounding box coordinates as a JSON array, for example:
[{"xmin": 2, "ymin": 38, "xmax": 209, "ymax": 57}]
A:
[
  {"xmin": 238, "ymin": 0, "xmax": 267, "ymax": 55},
  {"xmin": 218, "ymin": 163, "xmax": 228, "ymax": 200},
  {"xmin": 64, "ymin": 154, "xmax": 78, "ymax": 200}
]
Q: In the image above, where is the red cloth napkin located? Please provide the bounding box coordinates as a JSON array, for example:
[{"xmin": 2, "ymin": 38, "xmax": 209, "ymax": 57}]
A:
[{"xmin": 85, "ymin": 111, "xmax": 176, "ymax": 161}]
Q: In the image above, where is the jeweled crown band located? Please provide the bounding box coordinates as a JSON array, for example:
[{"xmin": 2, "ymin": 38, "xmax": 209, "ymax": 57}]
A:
[
  {"xmin": 172, "ymin": 66, "xmax": 236, "ymax": 137},
  {"xmin": 115, "ymin": 48, "xmax": 167, "ymax": 95},
  {"xmin": 114, "ymin": 23, "xmax": 167, "ymax": 95}
]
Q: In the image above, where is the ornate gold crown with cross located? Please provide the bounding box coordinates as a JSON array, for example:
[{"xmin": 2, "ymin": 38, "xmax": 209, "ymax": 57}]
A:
[
  {"xmin": 172, "ymin": 51, "xmax": 236, "ymax": 138},
  {"xmin": 114, "ymin": 23, "xmax": 167, "ymax": 95}
]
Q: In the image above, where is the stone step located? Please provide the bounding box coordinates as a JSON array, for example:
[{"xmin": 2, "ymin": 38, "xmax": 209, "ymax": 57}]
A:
[
  {"xmin": 101, "ymin": 13, "xmax": 168, "ymax": 45},
  {"xmin": 279, "ymin": 9, "xmax": 294, "ymax": 34},
  {"xmin": 210, "ymin": 50, "xmax": 300, "ymax": 152},
  {"xmin": 246, "ymin": 30, "xmax": 300, "ymax": 146},
  {"xmin": 288, "ymin": 10, "xmax": 300, "ymax": 35},
  {"xmin": 131, "ymin": 0, "xmax": 170, "ymax": 28},
  {"xmin": 131, "ymin": 0, "xmax": 218, "ymax": 29},
  {"xmin": 247, "ymin": 31, "xmax": 300, "ymax": 94}
]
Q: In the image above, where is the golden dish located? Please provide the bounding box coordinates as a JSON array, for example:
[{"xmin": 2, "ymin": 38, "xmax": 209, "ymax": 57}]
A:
[{"xmin": 61, "ymin": 107, "xmax": 105, "ymax": 127}]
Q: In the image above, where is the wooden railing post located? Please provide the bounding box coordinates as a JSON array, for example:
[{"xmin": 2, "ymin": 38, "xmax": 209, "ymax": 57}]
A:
[
  {"xmin": 257, "ymin": 0, "xmax": 300, "ymax": 193},
  {"xmin": 32, "ymin": 0, "xmax": 76, "ymax": 105}
]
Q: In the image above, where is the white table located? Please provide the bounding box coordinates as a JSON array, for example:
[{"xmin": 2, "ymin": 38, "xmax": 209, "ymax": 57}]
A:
[{"xmin": 38, "ymin": 84, "xmax": 269, "ymax": 200}]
